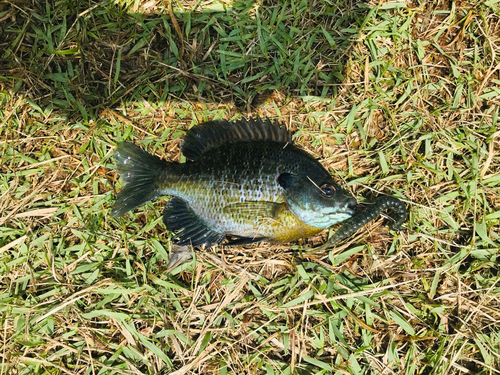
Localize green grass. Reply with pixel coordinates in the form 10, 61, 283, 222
1, 0, 500, 374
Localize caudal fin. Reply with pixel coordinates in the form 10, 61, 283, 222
111, 142, 168, 217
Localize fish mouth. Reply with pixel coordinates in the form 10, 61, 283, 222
320, 197, 357, 218
343, 197, 358, 216
320, 210, 354, 227
346, 208, 356, 216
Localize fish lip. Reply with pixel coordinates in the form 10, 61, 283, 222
324, 207, 355, 217
332, 207, 356, 217
346, 207, 356, 216
345, 197, 357, 216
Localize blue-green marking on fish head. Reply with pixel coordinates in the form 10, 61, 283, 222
278, 172, 357, 229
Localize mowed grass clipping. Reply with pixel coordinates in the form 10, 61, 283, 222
1, 0, 500, 374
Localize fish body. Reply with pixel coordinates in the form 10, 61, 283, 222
111, 118, 357, 246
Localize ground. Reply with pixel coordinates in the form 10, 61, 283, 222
1, 0, 500, 374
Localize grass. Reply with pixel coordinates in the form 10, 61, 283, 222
1, 0, 500, 374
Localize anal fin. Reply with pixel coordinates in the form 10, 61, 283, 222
163, 197, 225, 247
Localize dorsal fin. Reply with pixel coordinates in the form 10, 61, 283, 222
181, 117, 292, 160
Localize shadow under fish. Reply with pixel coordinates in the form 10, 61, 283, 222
111, 117, 406, 269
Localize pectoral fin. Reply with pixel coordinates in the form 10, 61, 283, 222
222, 201, 282, 218
222, 201, 283, 244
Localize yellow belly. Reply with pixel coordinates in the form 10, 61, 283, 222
262, 203, 324, 243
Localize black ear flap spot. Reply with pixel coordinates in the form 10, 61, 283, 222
278, 172, 294, 189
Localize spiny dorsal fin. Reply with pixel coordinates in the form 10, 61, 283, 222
181, 117, 292, 160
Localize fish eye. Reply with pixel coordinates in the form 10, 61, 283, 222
320, 183, 336, 197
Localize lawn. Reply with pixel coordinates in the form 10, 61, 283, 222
1, 0, 499, 374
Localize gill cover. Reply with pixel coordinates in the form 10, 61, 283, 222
278, 173, 357, 229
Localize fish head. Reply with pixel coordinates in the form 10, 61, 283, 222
278, 172, 357, 229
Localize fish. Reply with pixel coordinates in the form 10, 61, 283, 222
111, 117, 358, 250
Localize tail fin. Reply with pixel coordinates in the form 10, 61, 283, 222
111, 142, 168, 217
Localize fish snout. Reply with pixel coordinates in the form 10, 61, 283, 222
345, 197, 357, 215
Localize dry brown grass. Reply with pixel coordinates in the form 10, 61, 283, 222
1, 0, 500, 374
